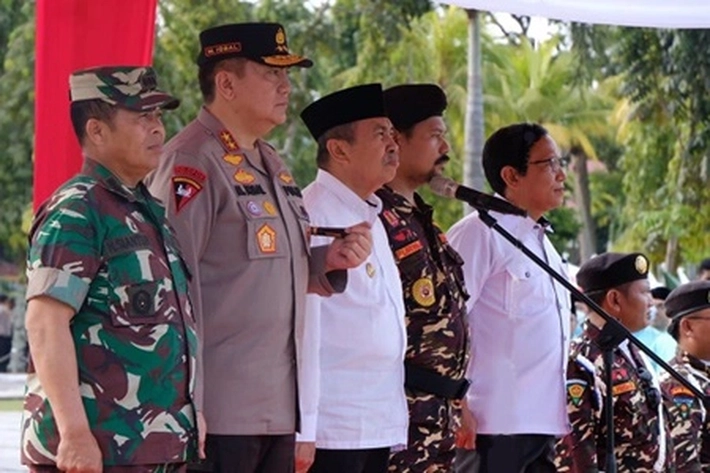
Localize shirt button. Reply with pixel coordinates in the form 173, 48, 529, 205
525, 271, 530, 278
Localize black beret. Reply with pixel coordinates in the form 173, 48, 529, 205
383, 84, 447, 131
651, 286, 671, 301
666, 281, 710, 320
300, 84, 386, 140
197, 23, 312, 68
576, 252, 649, 293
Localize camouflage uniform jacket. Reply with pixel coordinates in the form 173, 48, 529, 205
555, 323, 674, 473
22, 158, 198, 466
660, 352, 710, 472
376, 187, 470, 384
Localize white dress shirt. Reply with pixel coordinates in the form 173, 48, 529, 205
299, 169, 408, 449
447, 209, 571, 435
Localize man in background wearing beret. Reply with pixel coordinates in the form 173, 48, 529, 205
298, 84, 408, 473
555, 252, 673, 472
23, 66, 200, 472
448, 124, 570, 473
379, 83, 471, 472
147, 23, 372, 473
660, 280, 710, 471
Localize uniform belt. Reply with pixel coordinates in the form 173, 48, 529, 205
404, 362, 470, 400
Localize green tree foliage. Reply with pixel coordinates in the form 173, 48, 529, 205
0, 0, 33, 263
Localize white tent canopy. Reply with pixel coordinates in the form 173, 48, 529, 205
439, 0, 710, 28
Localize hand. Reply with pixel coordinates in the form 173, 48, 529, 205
56, 428, 102, 473
295, 441, 316, 473
324, 221, 372, 271
455, 403, 477, 450
197, 410, 207, 459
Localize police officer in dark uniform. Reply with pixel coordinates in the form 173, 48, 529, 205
555, 252, 674, 473
379, 84, 471, 472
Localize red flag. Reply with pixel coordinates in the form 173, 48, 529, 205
33, 0, 157, 208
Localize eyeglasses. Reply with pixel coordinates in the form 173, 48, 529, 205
636, 366, 661, 410
528, 155, 570, 173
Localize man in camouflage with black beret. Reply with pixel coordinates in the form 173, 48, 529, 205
660, 280, 710, 471
21, 66, 202, 472
377, 84, 471, 473
555, 252, 673, 472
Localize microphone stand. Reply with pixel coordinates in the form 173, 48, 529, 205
475, 208, 705, 473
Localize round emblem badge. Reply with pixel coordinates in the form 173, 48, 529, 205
634, 255, 648, 274
131, 290, 152, 316
412, 278, 435, 307
246, 201, 262, 216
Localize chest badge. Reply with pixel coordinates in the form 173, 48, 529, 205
278, 171, 294, 184
366, 262, 376, 278
246, 201, 262, 216
223, 153, 243, 166
257, 224, 277, 254
234, 169, 256, 185
263, 201, 278, 216
412, 277, 435, 307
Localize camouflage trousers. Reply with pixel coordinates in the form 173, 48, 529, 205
29, 463, 187, 472
388, 391, 461, 473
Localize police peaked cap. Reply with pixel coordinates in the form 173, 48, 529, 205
576, 252, 649, 293
384, 83, 447, 132
197, 22, 312, 68
300, 84, 387, 140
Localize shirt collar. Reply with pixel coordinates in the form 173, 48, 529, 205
81, 157, 146, 203
315, 169, 382, 223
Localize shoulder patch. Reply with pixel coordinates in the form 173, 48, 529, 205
566, 379, 588, 407
172, 166, 207, 213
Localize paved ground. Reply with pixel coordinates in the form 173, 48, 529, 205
0, 374, 26, 472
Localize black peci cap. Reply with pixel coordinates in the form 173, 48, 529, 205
300, 84, 386, 140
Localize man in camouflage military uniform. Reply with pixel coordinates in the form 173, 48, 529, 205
555, 252, 673, 472
377, 84, 470, 473
660, 280, 710, 472
22, 66, 201, 472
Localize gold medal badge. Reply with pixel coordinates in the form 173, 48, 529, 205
412, 278, 435, 307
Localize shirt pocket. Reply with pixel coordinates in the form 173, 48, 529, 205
237, 199, 289, 260
105, 253, 171, 327
503, 260, 536, 315
286, 197, 311, 257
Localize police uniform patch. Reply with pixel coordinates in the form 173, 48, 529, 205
263, 201, 278, 216
234, 169, 256, 184
278, 171, 293, 184
383, 210, 399, 227
566, 380, 587, 407
612, 380, 636, 396
219, 130, 239, 151
172, 166, 207, 213
246, 201, 262, 216
412, 278, 435, 307
256, 224, 277, 253
223, 153, 243, 166
395, 241, 423, 261
366, 262, 376, 278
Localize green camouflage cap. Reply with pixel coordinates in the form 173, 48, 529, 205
69, 66, 179, 111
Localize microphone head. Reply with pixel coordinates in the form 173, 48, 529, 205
428, 175, 458, 199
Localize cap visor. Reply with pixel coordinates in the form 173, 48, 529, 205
134, 92, 180, 111
261, 54, 313, 68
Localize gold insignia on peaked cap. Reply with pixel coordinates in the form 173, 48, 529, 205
635, 254, 649, 275
275, 27, 286, 46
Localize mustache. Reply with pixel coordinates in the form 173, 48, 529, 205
435, 154, 450, 166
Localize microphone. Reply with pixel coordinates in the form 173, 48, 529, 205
429, 175, 527, 217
